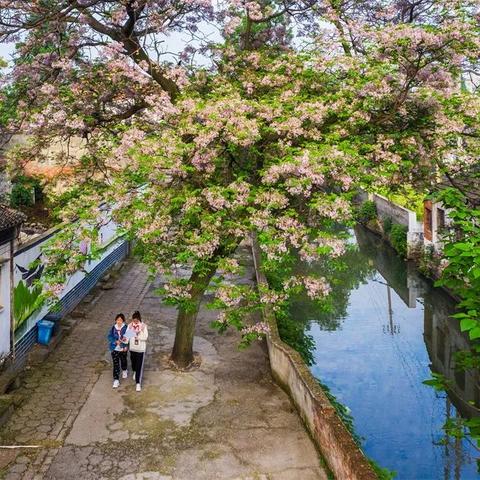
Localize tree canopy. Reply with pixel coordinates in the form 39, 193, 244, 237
0, 0, 479, 367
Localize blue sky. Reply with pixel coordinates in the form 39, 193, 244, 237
0, 27, 218, 67
0, 43, 14, 62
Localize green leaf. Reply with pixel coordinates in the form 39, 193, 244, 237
469, 326, 480, 340
13, 280, 44, 330
460, 318, 477, 332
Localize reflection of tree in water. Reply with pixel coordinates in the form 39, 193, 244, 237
354, 226, 408, 301
290, 238, 376, 331
270, 227, 376, 365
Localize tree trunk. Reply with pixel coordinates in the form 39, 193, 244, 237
170, 264, 217, 368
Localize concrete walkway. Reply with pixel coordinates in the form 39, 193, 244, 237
0, 250, 327, 480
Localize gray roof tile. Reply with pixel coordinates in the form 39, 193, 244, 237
0, 204, 26, 231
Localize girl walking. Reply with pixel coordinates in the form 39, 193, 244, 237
108, 313, 128, 389
128, 310, 148, 392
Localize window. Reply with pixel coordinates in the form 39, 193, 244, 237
437, 208, 446, 232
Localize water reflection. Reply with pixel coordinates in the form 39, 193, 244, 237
292, 226, 480, 479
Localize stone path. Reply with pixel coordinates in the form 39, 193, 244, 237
0, 250, 328, 480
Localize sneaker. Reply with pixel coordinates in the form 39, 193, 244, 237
113, 379, 120, 389
122, 370, 128, 379
136, 383, 141, 392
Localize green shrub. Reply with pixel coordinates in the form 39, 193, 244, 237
10, 182, 34, 207
356, 200, 377, 224
9, 175, 41, 208
389, 224, 408, 257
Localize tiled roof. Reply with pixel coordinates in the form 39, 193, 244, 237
0, 204, 26, 231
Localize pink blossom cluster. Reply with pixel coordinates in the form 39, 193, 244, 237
262, 151, 325, 196
193, 96, 260, 148
165, 66, 190, 90
370, 138, 402, 165
245, 1, 263, 21
163, 282, 192, 300
182, 197, 200, 212
218, 258, 240, 274
241, 322, 270, 338
259, 289, 287, 311
188, 232, 220, 258
202, 181, 250, 211
216, 285, 242, 307
271, 116, 303, 138
114, 128, 146, 166
45, 283, 64, 298
137, 216, 172, 242
314, 196, 352, 221
229, 181, 250, 208
203, 188, 227, 210
192, 148, 217, 174
216, 311, 228, 324
224, 17, 241, 35
143, 92, 178, 124
438, 258, 450, 274
298, 244, 320, 263
303, 277, 331, 299
276, 216, 307, 248
110, 8, 126, 25
259, 240, 288, 261
297, 237, 345, 263
250, 210, 270, 231
295, 101, 327, 125
254, 191, 288, 210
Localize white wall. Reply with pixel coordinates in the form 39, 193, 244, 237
0, 242, 12, 357
13, 208, 123, 341
364, 192, 424, 257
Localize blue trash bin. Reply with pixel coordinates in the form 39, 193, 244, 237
37, 320, 55, 345
43, 313, 61, 336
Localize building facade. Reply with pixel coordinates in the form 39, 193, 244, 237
0, 203, 128, 369
0, 205, 25, 361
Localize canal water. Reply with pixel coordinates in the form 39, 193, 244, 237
293, 226, 480, 479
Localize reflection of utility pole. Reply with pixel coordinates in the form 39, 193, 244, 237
372, 277, 401, 334
382, 283, 400, 335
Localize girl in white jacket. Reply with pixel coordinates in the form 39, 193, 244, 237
128, 310, 148, 392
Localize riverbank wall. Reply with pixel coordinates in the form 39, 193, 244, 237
356, 191, 424, 260
251, 236, 378, 480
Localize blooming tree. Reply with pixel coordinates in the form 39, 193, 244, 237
0, 0, 479, 367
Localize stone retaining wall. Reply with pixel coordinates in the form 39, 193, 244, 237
370, 193, 413, 228
251, 237, 377, 480
357, 191, 424, 259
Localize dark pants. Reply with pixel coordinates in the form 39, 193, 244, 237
111, 350, 127, 380
130, 351, 144, 384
